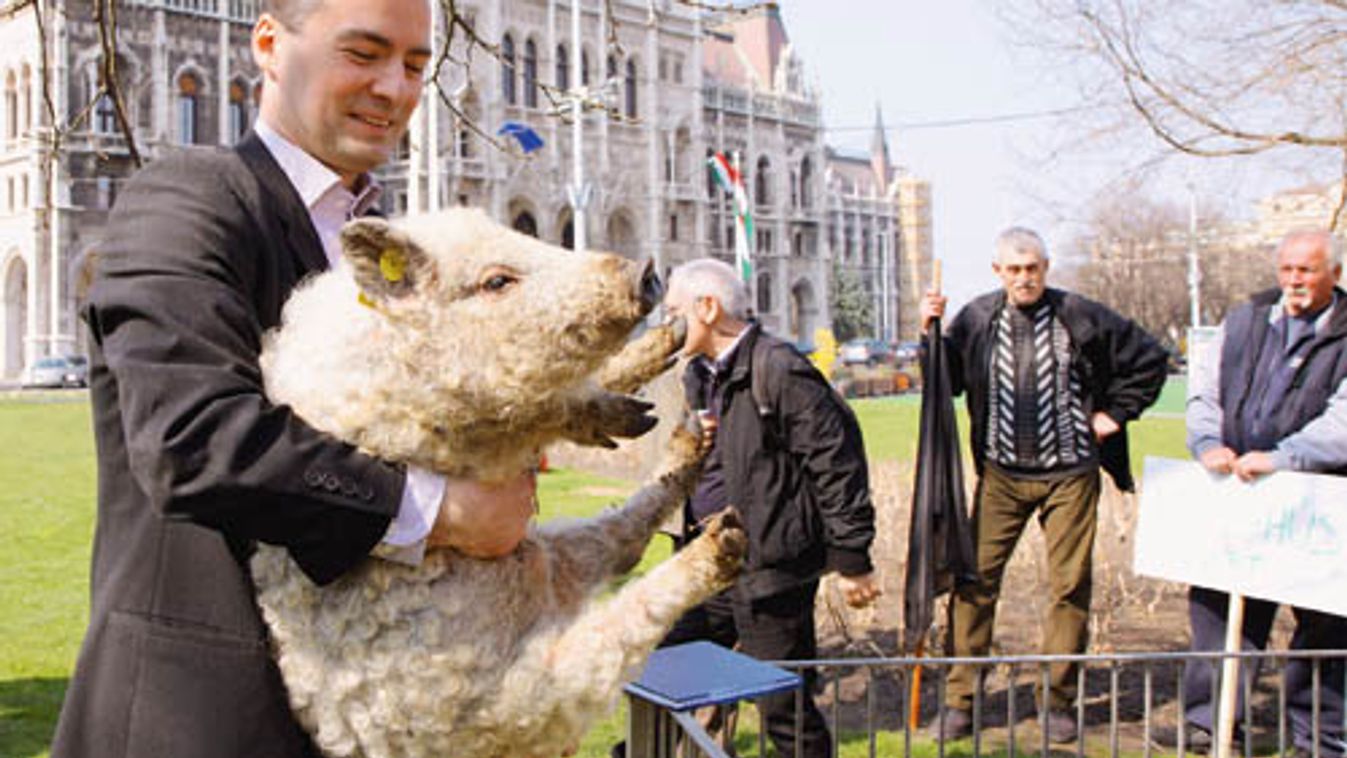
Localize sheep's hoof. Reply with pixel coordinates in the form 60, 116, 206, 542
568, 393, 658, 448
700, 507, 747, 583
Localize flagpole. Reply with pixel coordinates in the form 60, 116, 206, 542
569, 0, 587, 251
907, 259, 941, 732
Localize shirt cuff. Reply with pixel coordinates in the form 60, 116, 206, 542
374, 465, 446, 566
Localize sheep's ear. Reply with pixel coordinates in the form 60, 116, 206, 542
340, 217, 433, 305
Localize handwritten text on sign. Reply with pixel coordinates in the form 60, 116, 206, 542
1134, 456, 1346, 617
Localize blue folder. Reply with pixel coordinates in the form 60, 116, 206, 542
625, 641, 802, 712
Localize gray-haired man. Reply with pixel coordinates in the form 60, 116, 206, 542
1173, 230, 1347, 758
921, 227, 1168, 742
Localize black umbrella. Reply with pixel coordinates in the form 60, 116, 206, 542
902, 309, 979, 724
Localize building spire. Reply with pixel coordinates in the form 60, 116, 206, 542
870, 102, 891, 193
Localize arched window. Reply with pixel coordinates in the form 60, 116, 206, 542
20, 65, 31, 132
3, 72, 16, 139
555, 44, 569, 91
512, 210, 538, 238
94, 93, 117, 134
799, 157, 813, 209
624, 58, 637, 118
561, 219, 574, 250
757, 272, 772, 315
501, 35, 517, 105
581, 49, 590, 86
228, 80, 248, 143
755, 156, 770, 207
176, 71, 200, 144
522, 39, 538, 109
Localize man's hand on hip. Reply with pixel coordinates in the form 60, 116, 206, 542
1090, 411, 1121, 443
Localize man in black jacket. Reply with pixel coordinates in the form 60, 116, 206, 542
51, 1, 537, 756
921, 227, 1167, 743
662, 258, 880, 758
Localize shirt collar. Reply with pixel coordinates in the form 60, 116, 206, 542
254, 118, 381, 214
713, 323, 752, 371
1271, 290, 1339, 334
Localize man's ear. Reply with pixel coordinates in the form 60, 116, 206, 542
340, 217, 433, 306
252, 13, 279, 73
702, 296, 722, 326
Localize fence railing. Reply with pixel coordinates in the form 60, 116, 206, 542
628, 649, 1347, 758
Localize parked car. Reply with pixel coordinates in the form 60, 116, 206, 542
893, 341, 921, 363
23, 355, 89, 388
838, 338, 895, 367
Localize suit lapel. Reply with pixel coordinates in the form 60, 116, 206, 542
235, 132, 329, 276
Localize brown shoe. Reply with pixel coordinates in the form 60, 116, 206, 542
1045, 710, 1078, 744
929, 708, 973, 741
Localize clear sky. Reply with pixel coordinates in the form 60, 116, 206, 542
784, 0, 1058, 308
778, 0, 1324, 310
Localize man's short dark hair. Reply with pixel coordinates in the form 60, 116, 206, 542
261, 0, 322, 29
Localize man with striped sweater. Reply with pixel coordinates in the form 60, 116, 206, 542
920, 227, 1168, 743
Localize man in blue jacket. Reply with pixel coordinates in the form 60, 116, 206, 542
922, 227, 1168, 743
1174, 229, 1347, 758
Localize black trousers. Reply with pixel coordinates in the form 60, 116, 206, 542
663, 581, 832, 758
1183, 586, 1347, 756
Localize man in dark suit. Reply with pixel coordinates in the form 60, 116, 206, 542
51, 1, 537, 756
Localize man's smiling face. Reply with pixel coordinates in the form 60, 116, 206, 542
254, 0, 431, 185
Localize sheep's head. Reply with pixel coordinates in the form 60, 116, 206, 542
339, 207, 661, 419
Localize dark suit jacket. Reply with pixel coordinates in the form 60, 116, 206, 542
51, 135, 406, 758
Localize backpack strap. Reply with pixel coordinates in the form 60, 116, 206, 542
750, 336, 786, 446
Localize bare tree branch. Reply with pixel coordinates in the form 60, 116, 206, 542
94, 0, 141, 166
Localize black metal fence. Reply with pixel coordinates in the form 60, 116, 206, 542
627, 649, 1347, 758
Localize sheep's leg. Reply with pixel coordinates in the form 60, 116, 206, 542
537, 415, 707, 587
531, 509, 747, 714
594, 317, 686, 395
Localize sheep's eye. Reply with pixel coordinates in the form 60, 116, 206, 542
480, 273, 517, 293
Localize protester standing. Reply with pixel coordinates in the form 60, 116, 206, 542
921, 227, 1168, 742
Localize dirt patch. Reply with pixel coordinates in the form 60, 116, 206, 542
812, 460, 1297, 748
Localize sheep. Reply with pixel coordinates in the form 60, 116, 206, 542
250, 208, 746, 758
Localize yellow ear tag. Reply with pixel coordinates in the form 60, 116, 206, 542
379, 248, 406, 283
358, 292, 377, 310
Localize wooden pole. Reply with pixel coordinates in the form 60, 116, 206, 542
908, 639, 925, 730
1215, 594, 1246, 758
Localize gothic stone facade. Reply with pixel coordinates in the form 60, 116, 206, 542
0, 0, 930, 379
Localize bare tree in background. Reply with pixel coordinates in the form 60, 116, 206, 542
1059, 184, 1274, 346
1008, 0, 1347, 231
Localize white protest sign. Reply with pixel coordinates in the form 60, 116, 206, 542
1134, 456, 1347, 617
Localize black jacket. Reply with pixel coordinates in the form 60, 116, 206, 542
51, 135, 403, 758
683, 324, 875, 600
942, 288, 1168, 492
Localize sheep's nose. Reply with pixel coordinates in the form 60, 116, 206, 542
636, 259, 663, 311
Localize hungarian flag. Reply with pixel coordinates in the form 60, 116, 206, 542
707, 151, 754, 283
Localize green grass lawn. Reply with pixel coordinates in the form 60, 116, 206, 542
0, 381, 1189, 758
